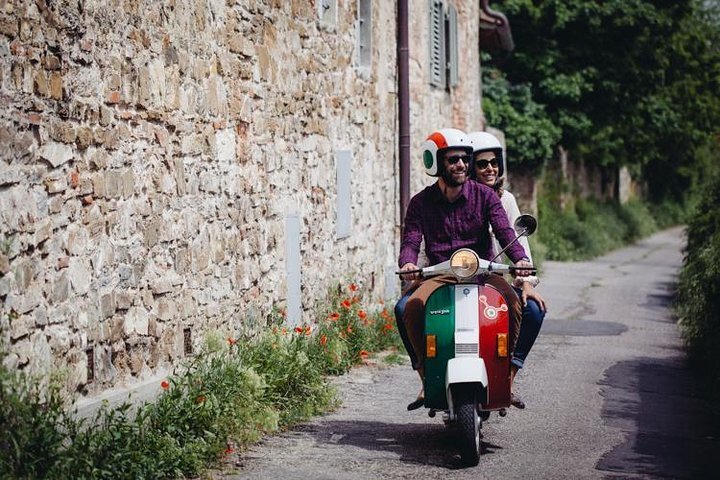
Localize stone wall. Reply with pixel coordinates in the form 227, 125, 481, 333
0, 0, 481, 397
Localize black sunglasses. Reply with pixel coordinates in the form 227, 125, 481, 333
474, 158, 498, 169
445, 154, 472, 165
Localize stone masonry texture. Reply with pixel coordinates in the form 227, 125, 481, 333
0, 0, 482, 398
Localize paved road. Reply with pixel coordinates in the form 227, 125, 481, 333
224, 227, 719, 479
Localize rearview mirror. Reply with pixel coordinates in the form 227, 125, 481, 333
513, 214, 537, 237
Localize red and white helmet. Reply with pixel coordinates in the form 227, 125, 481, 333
421, 128, 473, 177
467, 131, 505, 178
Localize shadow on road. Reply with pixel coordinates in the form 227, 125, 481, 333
302, 418, 506, 470
597, 356, 720, 478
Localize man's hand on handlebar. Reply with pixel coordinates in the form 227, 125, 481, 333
514, 259, 533, 277
399, 262, 420, 281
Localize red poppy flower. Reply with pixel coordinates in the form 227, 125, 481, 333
358, 310, 367, 320
161, 380, 170, 390
349, 283, 359, 292
341, 299, 351, 309
294, 326, 304, 334
224, 447, 234, 455
195, 395, 206, 404
304, 325, 312, 336
227, 337, 237, 345
329, 312, 340, 321
359, 350, 369, 357
347, 325, 352, 334
320, 335, 328, 346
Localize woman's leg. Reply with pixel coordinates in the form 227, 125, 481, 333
511, 296, 546, 370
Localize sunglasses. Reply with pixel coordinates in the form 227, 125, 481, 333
474, 158, 498, 169
445, 154, 472, 165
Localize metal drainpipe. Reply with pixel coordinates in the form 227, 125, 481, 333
398, 0, 410, 226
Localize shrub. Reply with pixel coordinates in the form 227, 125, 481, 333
538, 194, 661, 261
0, 282, 404, 479
677, 169, 720, 397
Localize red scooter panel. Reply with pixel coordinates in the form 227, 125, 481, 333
478, 283, 511, 409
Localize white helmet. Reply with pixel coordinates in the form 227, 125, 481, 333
467, 131, 505, 178
421, 128, 473, 177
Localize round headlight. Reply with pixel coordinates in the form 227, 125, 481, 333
450, 249, 480, 279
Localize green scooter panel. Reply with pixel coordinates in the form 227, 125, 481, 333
424, 285, 455, 410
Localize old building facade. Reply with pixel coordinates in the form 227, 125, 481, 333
0, 0, 484, 397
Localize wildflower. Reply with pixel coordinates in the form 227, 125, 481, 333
304, 325, 312, 336
224, 446, 235, 455
341, 299, 351, 309
349, 283, 359, 292
347, 325, 353, 334
161, 380, 170, 390
195, 395, 206, 404
272, 326, 278, 334
329, 312, 340, 321
358, 310, 367, 319
351, 296, 359, 304
227, 337, 237, 345
359, 350, 369, 357
294, 326, 304, 334
281, 327, 287, 335
320, 334, 328, 346
383, 323, 394, 332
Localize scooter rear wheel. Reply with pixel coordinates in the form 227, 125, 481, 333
457, 391, 481, 466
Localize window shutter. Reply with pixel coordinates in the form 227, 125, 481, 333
356, 0, 372, 73
429, 0, 446, 88
447, 4, 459, 88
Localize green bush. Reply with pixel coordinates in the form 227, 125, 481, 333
677, 169, 720, 397
0, 283, 404, 479
537, 195, 661, 261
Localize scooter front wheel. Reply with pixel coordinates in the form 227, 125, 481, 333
457, 391, 481, 466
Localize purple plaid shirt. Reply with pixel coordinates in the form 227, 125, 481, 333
399, 180, 527, 267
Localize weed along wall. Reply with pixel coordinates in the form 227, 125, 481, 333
0, 0, 482, 399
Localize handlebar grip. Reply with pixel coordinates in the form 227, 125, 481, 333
395, 268, 422, 275
508, 266, 537, 275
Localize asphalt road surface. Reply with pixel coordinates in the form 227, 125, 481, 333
223, 227, 719, 479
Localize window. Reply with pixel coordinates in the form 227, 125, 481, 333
429, 0, 446, 88
356, 0, 372, 75
429, 1, 459, 90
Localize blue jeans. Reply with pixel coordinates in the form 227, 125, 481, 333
511, 286, 545, 370
395, 285, 544, 370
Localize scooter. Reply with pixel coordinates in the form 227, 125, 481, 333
398, 215, 537, 466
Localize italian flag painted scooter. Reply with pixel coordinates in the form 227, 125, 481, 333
408, 214, 537, 466
423, 273, 512, 465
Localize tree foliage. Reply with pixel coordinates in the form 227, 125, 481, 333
484, 0, 720, 201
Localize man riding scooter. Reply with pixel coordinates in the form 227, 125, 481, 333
394, 128, 532, 410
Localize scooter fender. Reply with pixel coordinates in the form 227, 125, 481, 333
445, 357, 488, 412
